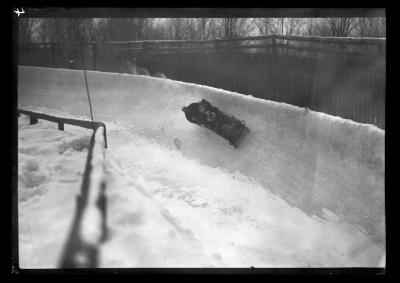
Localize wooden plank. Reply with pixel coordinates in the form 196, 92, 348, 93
30, 116, 38, 125
276, 34, 385, 45
32, 34, 382, 46
18, 109, 107, 148
349, 57, 355, 121
19, 35, 385, 49
275, 43, 384, 58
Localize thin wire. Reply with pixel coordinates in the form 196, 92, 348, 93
81, 49, 94, 123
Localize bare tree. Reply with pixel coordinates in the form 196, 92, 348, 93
196, 18, 211, 40
219, 18, 255, 39
135, 18, 154, 39
284, 18, 306, 36
34, 18, 96, 43
20, 16, 386, 46
278, 18, 285, 35
168, 18, 183, 40
148, 19, 168, 40
305, 18, 317, 36
94, 18, 154, 41
208, 19, 223, 39
254, 18, 276, 35
255, 18, 306, 36
356, 17, 385, 37
310, 18, 359, 37
18, 18, 37, 43
180, 18, 196, 40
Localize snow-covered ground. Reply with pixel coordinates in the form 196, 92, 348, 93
18, 116, 92, 267
17, 66, 385, 268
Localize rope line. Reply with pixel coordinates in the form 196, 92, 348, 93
81, 50, 94, 123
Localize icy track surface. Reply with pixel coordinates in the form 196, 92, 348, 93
18, 66, 385, 268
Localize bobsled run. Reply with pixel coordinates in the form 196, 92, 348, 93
17, 66, 385, 268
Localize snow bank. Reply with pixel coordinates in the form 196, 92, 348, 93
108, 132, 384, 267
17, 118, 220, 267
18, 116, 92, 268
18, 66, 385, 256
99, 155, 222, 267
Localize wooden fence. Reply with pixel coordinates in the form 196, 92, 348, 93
18, 35, 386, 129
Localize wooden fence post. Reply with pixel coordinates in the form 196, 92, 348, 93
142, 41, 148, 54
51, 43, 56, 68
213, 39, 221, 87
272, 34, 277, 56
30, 116, 38, 125
214, 39, 220, 52
92, 43, 98, 70
378, 43, 385, 56
270, 34, 277, 98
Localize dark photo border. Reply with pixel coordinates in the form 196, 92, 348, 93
9, 4, 389, 278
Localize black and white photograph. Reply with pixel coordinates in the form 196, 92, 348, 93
14, 8, 385, 272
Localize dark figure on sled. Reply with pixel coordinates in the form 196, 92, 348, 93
182, 99, 250, 148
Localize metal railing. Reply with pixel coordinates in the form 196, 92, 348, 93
17, 109, 107, 148
18, 109, 108, 268
58, 126, 107, 268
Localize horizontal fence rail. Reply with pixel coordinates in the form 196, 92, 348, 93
18, 34, 386, 129
18, 34, 386, 57
17, 109, 107, 148
19, 34, 386, 46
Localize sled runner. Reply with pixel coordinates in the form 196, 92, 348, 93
182, 99, 250, 148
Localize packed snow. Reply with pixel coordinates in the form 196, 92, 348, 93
17, 66, 385, 268
18, 116, 91, 267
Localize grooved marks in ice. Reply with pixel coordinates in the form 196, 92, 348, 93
100, 157, 218, 267
109, 130, 385, 267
